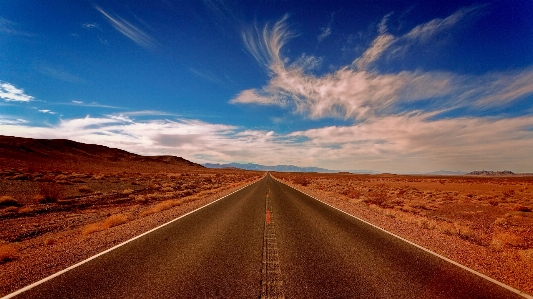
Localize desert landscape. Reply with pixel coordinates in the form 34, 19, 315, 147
0, 136, 262, 296
1, 135, 533, 296
273, 172, 533, 294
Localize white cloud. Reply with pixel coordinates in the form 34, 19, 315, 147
353, 33, 395, 70
38, 66, 86, 84
230, 89, 285, 106
95, 6, 156, 49
82, 23, 100, 30
0, 118, 27, 125
241, 14, 295, 71
232, 8, 533, 121
0, 82, 34, 102
317, 26, 331, 42
38, 109, 56, 114
405, 4, 485, 42
2, 114, 533, 172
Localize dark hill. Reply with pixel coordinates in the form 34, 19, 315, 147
0, 135, 201, 172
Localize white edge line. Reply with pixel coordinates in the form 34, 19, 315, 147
271, 175, 533, 299
1, 177, 264, 299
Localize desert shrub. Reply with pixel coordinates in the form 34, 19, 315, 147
417, 218, 437, 230
102, 214, 128, 229
160, 187, 174, 192
490, 232, 526, 251
0, 244, 18, 263
82, 214, 128, 236
0, 196, 20, 207
518, 249, 533, 262
82, 223, 103, 236
513, 204, 532, 212
43, 237, 56, 246
488, 198, 500, 206
78, 185, 92, 193
502, 190, 515, 198
292, 176, 311, 186
408, 200, 430, 210
364, 189, 389, 207
141, 200, 181, 216
122, 189, 134, 195
493, 218, 507, 226
341, 188, 361, 199
37, 183, 63, 203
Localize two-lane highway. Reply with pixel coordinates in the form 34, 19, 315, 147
4, 174, 529, 298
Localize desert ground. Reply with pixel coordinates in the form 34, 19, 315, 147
1, 136, 532, 296
272, 172, 533, 295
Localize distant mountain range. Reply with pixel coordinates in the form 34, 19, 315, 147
203, 163, 498, 176
203, 163, 336, 173
203, 163, 378, 174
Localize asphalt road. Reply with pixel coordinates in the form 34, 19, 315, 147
6, 174, 529, 299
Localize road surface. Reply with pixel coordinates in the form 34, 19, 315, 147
6, 174, 528, 298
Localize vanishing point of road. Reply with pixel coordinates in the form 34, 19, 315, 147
5, 174, 529, 299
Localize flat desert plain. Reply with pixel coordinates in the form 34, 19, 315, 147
273, 172, 533, 295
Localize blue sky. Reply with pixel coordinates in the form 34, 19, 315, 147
1, 0, 533, 173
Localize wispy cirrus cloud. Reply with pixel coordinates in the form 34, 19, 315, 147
95, 6, 156, 49
231, 5, 533, 121
0, 17, 33, 36
82, 23, 100, 30
37, 66, 86, 84
0, 81, 34, 102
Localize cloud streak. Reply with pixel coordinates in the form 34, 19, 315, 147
0, 81, 34, 102
95, 6, 156, 49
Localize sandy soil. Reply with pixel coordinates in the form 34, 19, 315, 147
272, 172, 533, 296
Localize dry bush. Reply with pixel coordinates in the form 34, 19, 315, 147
417, 218, 437, 230
0, 244, 18, 263
490, 232, 526, 251
102, 214, 128, 229
488, 198, 500, 206
292, 176, 311, 186
518, 249, 533, 262
141, 200, 181, 216
78, 185, 92, 193
43, 237, 57, 246
18, 206, 34, 214
493, 218, 507, 226
37, 183, 63, 203
82, 214, 129, 236
408, 200, 430, 210
341, 188, 362, 199
82, 223, 103, 236
513, 204, 532, 212
92, 174, 105, 180
364, 189, 389, 207
502, 190, 515, 198
0, 196, 20, 207
122, 189, 134, 195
